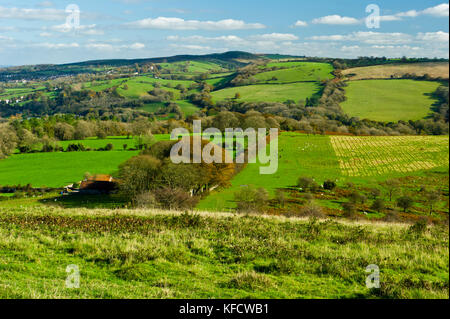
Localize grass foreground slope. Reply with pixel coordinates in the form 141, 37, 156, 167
0, 207, 447, 299
341, 80, 441, 122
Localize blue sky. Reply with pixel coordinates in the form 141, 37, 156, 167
0, 0, 448, 65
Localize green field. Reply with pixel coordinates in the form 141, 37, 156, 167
0, 206, 447, 299
211, 83, 321, 103
199, 133, 340, 211
58, 135, 170, 150
0, 135, 172, 187
198, 133, 449, 212
341, 80, 441, 122
0, 87, 41, 100
158, 60, 225, 75
0, 151, 139, 188
255, 62, 334, 83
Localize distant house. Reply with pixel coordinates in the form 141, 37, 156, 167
80, 174, 116, 194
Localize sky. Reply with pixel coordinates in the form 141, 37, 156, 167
0, 0, 448, 66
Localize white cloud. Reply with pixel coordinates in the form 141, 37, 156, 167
39, 32, 52, 37
85, 43, 114, 51
250, 33, 299, 41
308, 35, 346, 41
340, 45, 360, 52
312, 15, 360, 25
371, 45, 420, 51
422, 3, 449, 17
293, 20, 308, 27
84, 42, 145, 51
170, 44, 213, 50
47, 24, 104, 36
417, 31, 449, 42
379, 15, 402, 22
167, 35, 244, 43
128, 42, 145, 50
36, 42, 80, 49
0, 6, 64, 20
37, 1, 54, 7
396, 10, 420, 18
379, 3, 449, 22
308, 32, 413, 45
0, 35, 13, 41
125, 17, 265, 30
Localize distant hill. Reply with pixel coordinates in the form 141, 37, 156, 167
64, 51, 263, 67
0, 51, 264, 81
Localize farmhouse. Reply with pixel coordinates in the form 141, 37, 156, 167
80, 174, 116, 194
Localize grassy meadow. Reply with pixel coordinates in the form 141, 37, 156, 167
255, 62, 334, 83
0, 206, 447, 299
0, 135, 171, 188
0, 151, 139, 188
198, 133, 339, 211
341, 80, 441, 122
211, 82, 321, 103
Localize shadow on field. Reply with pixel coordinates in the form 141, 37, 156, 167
39, 193, 127, 209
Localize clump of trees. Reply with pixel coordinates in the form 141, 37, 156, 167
0, 123, 17, 159
117, 138, 236, 210
234, 186, 269, 213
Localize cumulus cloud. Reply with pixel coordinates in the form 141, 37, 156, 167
0, 35, 13, 41
128, 42, 145, 50
417, 31, 449, 42
167, 35, 244, 43
308, 35, 346, 41
396, 10, 420, 18
125, 17, 265, 30
37, 1, 54, 7
85, 43, 113, 51
379, 3, 449, 22
379, 15, 402, 22
422, 3, 449, 17
36, 42, 80, 49
293, 20, 308, 27
308, 32, 413, 45
312, 15, 360, 25
47, 23, 104, 35
170, 44, 213, 50
250, 33, 299, 41
340, 45, 360, 52
85, 42, 145, 51
313, 3, 448, 26
0, 6, 65, 20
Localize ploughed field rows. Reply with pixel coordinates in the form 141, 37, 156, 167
331, 136, 449, 177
